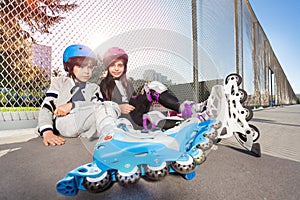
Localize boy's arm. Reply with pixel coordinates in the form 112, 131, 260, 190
42, 130, 65, 146
38, 99, 66, 146
38, 77, 60, 136
54, 102, 72, 117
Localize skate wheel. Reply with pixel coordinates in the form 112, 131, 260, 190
243, 106, 253, 121
204, 130, 218, 140
237, 124, 260, 142
116, 166, 141, 185
83, 171, 113, 193
237, 89, 247, 103
193, 149, 206, 165
196, 137, 213, 151
249, 124, 260, 142
171, 155, 196, 174
145, 162, 169, 181
211, 120, 222, 130
225, 73, 242, 86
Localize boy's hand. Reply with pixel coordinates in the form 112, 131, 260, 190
119, 104, 135, 114
54, 103, 72, 117
43, 130, 65, 146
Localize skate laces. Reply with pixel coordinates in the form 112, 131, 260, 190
197, 100, 207, 113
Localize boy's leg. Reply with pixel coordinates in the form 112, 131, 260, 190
55, 105, 97, 138
59, 101, 121, 139
80, 102, 123, 154
93, 101, 121, 139
55, 113, 80, 137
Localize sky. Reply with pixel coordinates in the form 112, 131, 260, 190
249, 0, 300, 94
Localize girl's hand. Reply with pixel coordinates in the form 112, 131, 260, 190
42, 130, 65, 146
54, 103, 72, 117
119, 104, 135, 114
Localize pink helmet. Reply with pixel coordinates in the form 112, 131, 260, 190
103, 47, 128, 69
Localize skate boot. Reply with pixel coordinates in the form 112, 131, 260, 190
56, 116, 219, 196
179, 98, 222, 142
142, 110, 167, 130
179, 100, 208, 119
142, 110, 186, 131
217, 73, 261, 156
141, 99, 211, 131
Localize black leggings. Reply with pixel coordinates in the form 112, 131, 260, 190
129, 91, 180, 128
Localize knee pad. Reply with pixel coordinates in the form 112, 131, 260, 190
144, 81, 168, 102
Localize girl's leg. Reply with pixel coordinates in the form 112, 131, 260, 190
146, 84, 207, 115
129, 90, 180, 128
144, 81, 180, 111
129, 94, 152, 127
155, 91, 180, 111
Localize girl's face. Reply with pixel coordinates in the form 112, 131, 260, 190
73, 62, 95, 82
108, 59, 125, 79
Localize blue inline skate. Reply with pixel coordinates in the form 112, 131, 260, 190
56, 117, 220, 196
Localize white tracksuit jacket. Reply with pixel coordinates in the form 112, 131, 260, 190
37, 76, 120, 139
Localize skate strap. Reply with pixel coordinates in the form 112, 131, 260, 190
146, 92, 153, 102
146, 91, 160, 102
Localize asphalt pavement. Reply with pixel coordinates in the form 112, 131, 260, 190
0, 104, 299, 200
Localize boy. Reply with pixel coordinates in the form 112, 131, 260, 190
37, 44, 120, 146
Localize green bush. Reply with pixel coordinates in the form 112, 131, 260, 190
0, 107, 40, 112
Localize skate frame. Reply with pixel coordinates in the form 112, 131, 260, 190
208, 75, 255, 151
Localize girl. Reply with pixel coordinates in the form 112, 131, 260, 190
100, 47, 209, 129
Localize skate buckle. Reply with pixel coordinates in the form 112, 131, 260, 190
104, 135, 112, 141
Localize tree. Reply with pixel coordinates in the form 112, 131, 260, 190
0, 0, 78, 107
1, 0, 78, 34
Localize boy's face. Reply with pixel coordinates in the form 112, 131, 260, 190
73, 59, 95, 82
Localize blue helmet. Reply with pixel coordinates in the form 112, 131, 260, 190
63, 44, 97, 63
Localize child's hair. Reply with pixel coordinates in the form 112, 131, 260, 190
102, 47, 131, 100
102, 60, 131, 100
64, 57, 97, 76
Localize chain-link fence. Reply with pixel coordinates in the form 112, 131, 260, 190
0, 0, 297, 128
237, 0, 297, 106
